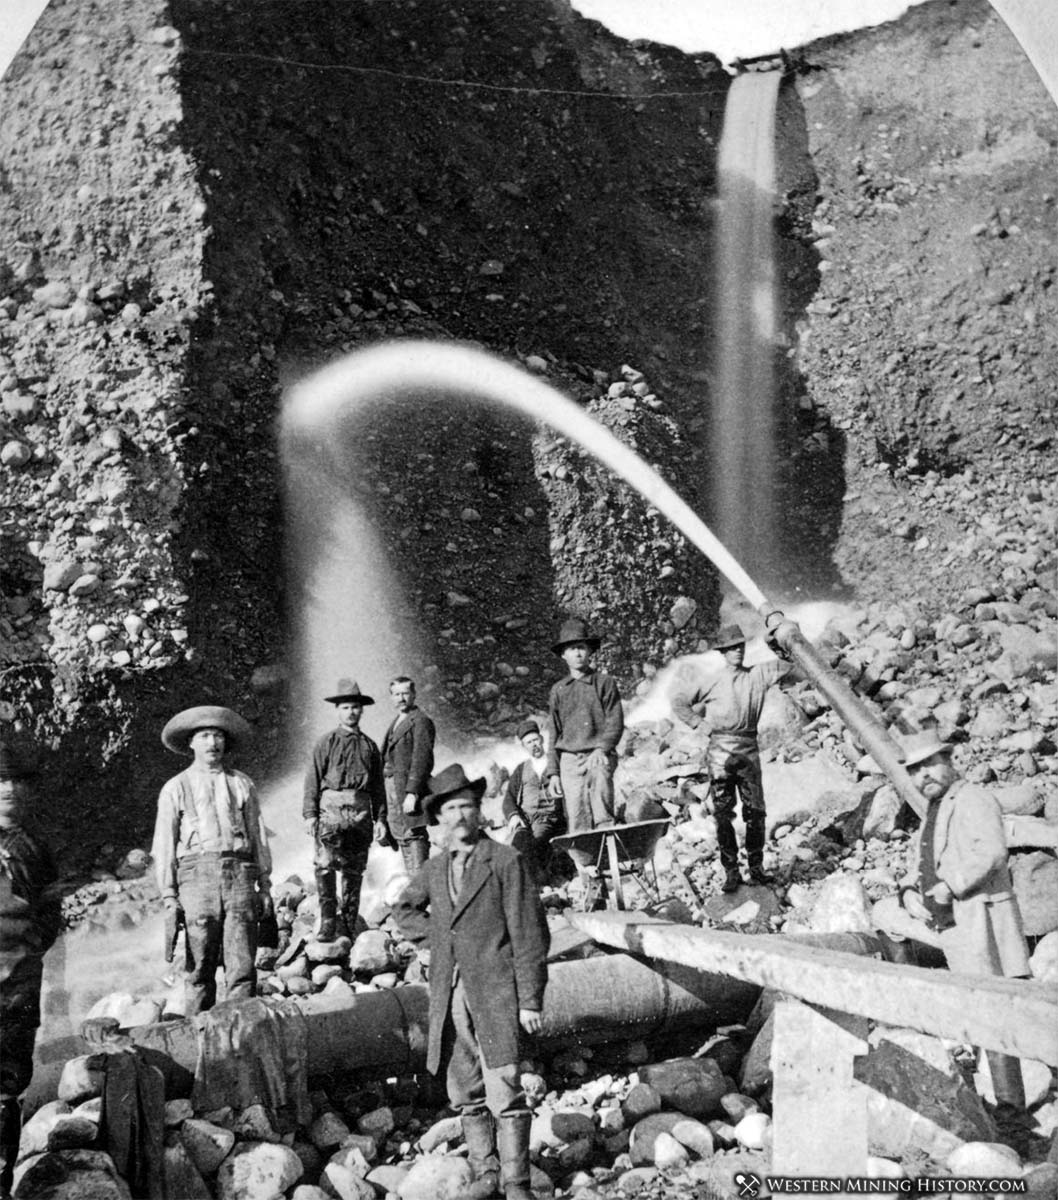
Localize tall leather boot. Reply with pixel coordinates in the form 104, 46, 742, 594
339, 868, 363, 938
497, 1110, 533, 1200
714, 803, 743, 892
745, 812, 771, 885
400, 837, 429, 875
315, 869, 338, 943
461, 1109, 500, 1199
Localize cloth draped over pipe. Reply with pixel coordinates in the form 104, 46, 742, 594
189, 998, 311, 1127
100, 1050, 166, 1200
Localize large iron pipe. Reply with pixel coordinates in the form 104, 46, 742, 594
129, 952, 763, 1095
762, 613, 926, 820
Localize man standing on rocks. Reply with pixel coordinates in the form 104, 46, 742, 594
672, 624, 790, 893
381, 676, 435, 876
152, 705, 273, 1014
394, 764, 548, 1200
545, 618, 624, 907
502, 718, 564, 881
895, 730, 1031, 1112
303, 679, 387, 943
0, 735, 62, 1196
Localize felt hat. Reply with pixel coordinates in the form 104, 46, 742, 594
161, 706, 253, 755
0, 734, 40, 781
899, 729, 951, 769
323, 678, 375, 706
713, 624, 747, 650
516, 718, 542, 740
422, 763, 487, 823
551, 617, 601, 656
859, 728, 950, 775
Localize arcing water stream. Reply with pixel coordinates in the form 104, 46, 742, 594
713, 70, 783, 587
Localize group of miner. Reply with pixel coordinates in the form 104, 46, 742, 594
0, 616, 1034, 1199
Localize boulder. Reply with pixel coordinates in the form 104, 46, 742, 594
652, 1131, 689, 1169
396, 1154, 474, 1200
215, 1142, 303, 1200
857, 1031, 996, 1160
308, 1111, 350, 1152
180, 1118, 236, 1175
56, 1057, 105, 1106
356, 1106, 394, 1141
232, 1104, 280, 1143
349, 931, 392, 974
992, 784, 1044, 816
739, 1009, 775, 1096
807, 874, 873, 934
637, 1058, 726, 1119
734, 1112, 771, 1150
163, 1132, 211, 1199
12, 1149, 132, 1199
628, 1114, 686, 1165
946, 1141, 1023, 1178
417, 1115, 462, 1153
621, 1084, 662, 1123
321, 1160, 375, 1199
1030, 931, 1058, 981
17, 1103, 73, 1160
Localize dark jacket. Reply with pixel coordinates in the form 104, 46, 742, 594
381, 708, 436, 828
502, 760, 561, 825
0, 826, 61, 1021
546, 670, 624, 778
302, 727, 386, 821
393, 837, 549, 1073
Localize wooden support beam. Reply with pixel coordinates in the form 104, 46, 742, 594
770, 1000, 869, 1178
569, 913, 1058, 1064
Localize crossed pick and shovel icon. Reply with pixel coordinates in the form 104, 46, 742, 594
735, 1172, 762, 1198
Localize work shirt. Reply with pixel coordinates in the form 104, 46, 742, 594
672, 659, 789, 737
302, 727, 386, 820
152, 765, 272, 902
546, 670, 624, 777
502, 756, 556, 824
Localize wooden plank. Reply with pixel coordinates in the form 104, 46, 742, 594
770, 1000, 868, 1179
569, 913, 1058, 1064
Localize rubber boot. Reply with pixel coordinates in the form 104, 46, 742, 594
315, 869, 338, 943
745, 813, 771, 884
339, 868, 363, 938
400, 837, 429, 876
462, 1109, 500, 1200
722, 867, 744, 893
497, 1111, 533, 1200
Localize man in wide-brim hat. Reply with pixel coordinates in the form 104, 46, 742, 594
544, 617, 624, 910
0, 733, 61, 1195
303, 679, 386, 942
394, 763, 548, 1200
672, 623, 792, 893
884, 730, 1030, 1112
152, 705, 272, 1014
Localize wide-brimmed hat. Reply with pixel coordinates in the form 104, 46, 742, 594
713, 624, 747, 651
161, 706, 253, 755
422, 764, 487, 823
324, 678, 375, 706
899, 729, 951, 769
552, 617, 601, 656
516, 718, 542, 740
0, 734, 40, 781
859, 728, 951, 775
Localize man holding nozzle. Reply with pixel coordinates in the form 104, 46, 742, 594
672, 624, 791, 892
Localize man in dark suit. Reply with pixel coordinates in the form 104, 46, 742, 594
380, 677, 436, 875
394, 764, 549, 1200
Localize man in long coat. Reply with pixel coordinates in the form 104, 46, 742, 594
380, 677, 435, 876
393, 764, 549, 1200
897, 730, 1031, 1111
152, 705, 273, 1014
0, 735, 61, 1195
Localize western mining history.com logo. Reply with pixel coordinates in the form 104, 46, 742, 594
733, 1173, 1027, 1196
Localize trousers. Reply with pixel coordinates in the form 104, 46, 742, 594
709, 737, 766, 870
177, 854, 258, 1014
440, 977, 526, 1120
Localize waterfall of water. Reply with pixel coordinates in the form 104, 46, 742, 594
713, 70, 783, 586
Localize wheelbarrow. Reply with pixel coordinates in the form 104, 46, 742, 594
551, 818, 670, 911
